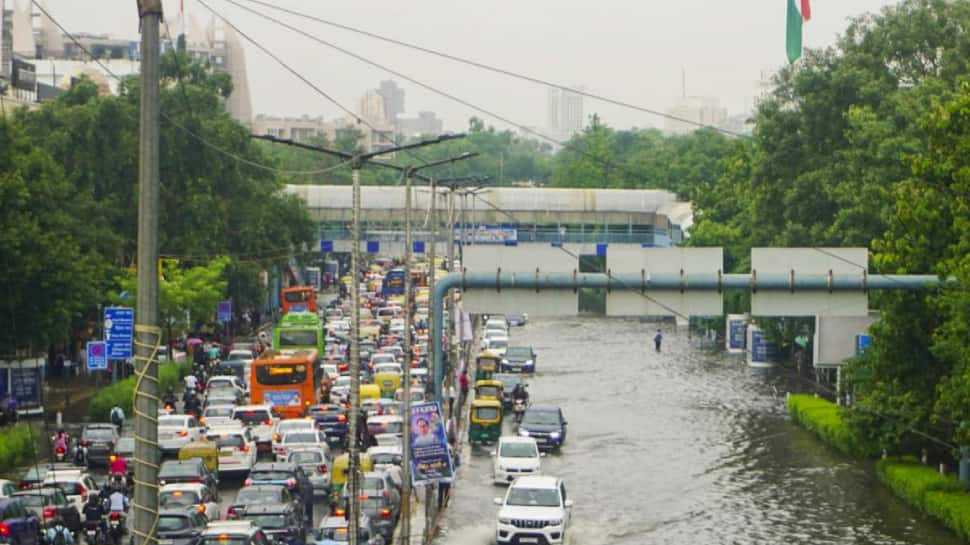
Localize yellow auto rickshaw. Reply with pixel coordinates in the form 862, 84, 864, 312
177, 439, 219, 473
476, 350, 500, 381
474, 379, 503, 402
468, 399, 503, 444
360, 384, 381, 401
374, 371, 401, 399
330, 452, 373, 506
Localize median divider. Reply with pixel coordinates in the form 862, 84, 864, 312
788, 394, 970, 541
88, 360, 191, 421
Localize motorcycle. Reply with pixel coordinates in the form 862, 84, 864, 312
74, 441, 88, 467
106, 512, 125, 545
513, 398, 527, 424
83, 520, 105, 545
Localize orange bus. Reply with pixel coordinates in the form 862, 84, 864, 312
281, 286, 317, 314
250, 349, 321, 419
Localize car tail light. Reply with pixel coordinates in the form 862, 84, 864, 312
337, 414, 347, 422
177, 430, 188, 437
199, 418, 206, 425
80, 440, 88, 447
226, 507, 236, 518
358, 495, 368, 501
317, 464, 327, 474
286, 478, 296, 488
243, 479, 253, 487
17, 483, 28, 490
380, 508, 392, 519
198, 505, 206, 514
238, 444, 249, 453
109, 512, 120, 520
43, 508, 55, 519
383, 491, 389, 499
334, 508, 345, 517
78, 484, 87, 496
263, 419, 272, 426
0, 522, 9, 536
188, 478, 202, 483
273, 433, 281, 442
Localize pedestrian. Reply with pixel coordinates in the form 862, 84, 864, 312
447, 382, 457, 416
654, 329, 663, 352
459, 369, 470, 409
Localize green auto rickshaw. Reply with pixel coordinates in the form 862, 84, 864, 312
468, 399, 503, 444
475, 350, 500, 381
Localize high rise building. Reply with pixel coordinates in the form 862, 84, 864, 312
358, 90, 387, 125
397, 110, 443, 138
377, 80, 404, 123
0, 0, 9, 81
546, 87, 560, 132
663, 96, 728, 135
547, 85, 584, 137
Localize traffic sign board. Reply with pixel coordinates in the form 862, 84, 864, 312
87, 341, 107, 371
217, 301, 232, 322
104, 307, 134, 360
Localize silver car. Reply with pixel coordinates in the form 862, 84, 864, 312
286, 447, 332, 498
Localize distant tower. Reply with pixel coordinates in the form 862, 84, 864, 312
376, 80, 404, 123
546, 86, 560, 132
559, 87, 584, 134
213, 19, 252, 126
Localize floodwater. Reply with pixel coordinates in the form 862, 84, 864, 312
436, 317, 961, 545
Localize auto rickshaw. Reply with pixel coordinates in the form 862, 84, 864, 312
177, 439, 219, 473
474, 379, 503, 402
476, 350, 501, 380
468, 399, 503, 444
360, 384, 381, 401
330, 452, 373, 506
374, 371, 401, 399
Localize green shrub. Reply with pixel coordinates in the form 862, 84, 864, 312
787, 394, 876, 457
876, 457, 964, 509
88, 362, 189, 420
925, 490, 970, 541
0, 425, 39, 473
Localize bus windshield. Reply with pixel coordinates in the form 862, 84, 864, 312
278, 329, 319, 347
255, 364, 308, 386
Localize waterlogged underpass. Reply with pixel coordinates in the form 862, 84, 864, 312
436, 317, 961, 545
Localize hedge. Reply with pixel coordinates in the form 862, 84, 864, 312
877, 457, 970, 540
0, 424, 38, 473
786, 394, 876, 457
88, 361, 191, 421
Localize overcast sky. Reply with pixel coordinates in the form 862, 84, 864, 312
40, 0, 898, 132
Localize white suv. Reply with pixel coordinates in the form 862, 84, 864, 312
206, 424, 257, 476
494, 476, 572, 545
491, 436, 542, 485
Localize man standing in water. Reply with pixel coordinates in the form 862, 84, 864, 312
654, 329, 663, 352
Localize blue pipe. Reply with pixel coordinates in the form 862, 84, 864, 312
430, 271, 949, 402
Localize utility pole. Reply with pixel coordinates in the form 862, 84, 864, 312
133, 3, 162, 545
424, 177, 437, 544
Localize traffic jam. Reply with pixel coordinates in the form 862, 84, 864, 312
16, 255, 570, 545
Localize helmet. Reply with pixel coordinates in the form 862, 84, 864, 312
109, 454, 116, 463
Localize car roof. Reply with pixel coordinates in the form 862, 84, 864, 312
511, 475, 559, 489
252, 462, 298, 472
366, 446, 402, 455
367, 415, 402, 423
201, 520, 258, 536
206, 424, 246, 434
160, 483, 206, 492
239, 503, 292, 515
161, 459, 202, 468
499, 436, 539, 446
233, 405, 272, 412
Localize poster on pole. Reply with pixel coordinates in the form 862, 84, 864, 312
726, 314, 748, 354
409, 402, 454, 485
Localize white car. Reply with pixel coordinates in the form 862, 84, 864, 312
330, 376, 352, 404
286, 447, 332, 498
231, 405, 276, 453
327, 320, 350, 335
159, 482, 221, 521
271, 419, 317, 460
369, 353, 397, 367
278, 430, 329, 462
206, 425, 257, 476
321, 364, 339, 382
494, 476, 572, 545
227, 350, 254, 364
372, 362, 403, 376
365, 415, 403, 446
206, 375, 248, 398
158, 414, 205, 454
41, 470, 99, 514
491, 437, 542, 485
380, 345, 405, 362
483, 336, 510, 357
200, 404, 235, 428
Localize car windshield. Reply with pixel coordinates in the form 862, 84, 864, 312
159, 490, 201, 507
505, 347, 530, 358
316, 527, 351, 542
368, 421, 402, 435
489, 339, 509, 349
251, 471, 292, 482
289, 451, 322, 464
209, 434, 244, 448
84, 429, 115, 440
159, 463, 201, 478
208, 381, 233, 390
241, 514, 287, 529
284, 433, 317, 444
522, 410, 560, 426
371, 452, 401, 465
236, 487, 282, 503
46, 482, 83, 495
17, 495, 46, 507
500, 442, 538, 458
235, 410, 271, 424
506, 487, 560, 507
205, 407, 233, 418
157, 515, 190, 532
361, 476, 385, 491
279, 422, 312, 433
158, 417, 187, 427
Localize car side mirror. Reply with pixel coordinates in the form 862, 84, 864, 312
493, 497, 503, 506
564, 499, 573, 508
562, 421, 567, 426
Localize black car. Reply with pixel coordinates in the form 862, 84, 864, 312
158, 459, 219, 490
246, 463, 314, 516
237, 503, 307, 543
80, 424, 119, 467
306, 404, 349, 447
227, 484, 296, 520
501, 346, 537, 373
157, 508, 208, 545
337, 489, 398, 541
518, 405, 567, 452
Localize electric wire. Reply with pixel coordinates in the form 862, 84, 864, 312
235, 0, 746, 137
30, 1, 347, 177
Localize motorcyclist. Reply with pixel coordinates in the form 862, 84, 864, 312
512, 383, 529, 405
183, 393, 201, 419
82, 492, 107, 534
45, 521, 73, 545
51, 429, 69, 455
162, 387, 178, 411
109, 454, 128, 478
107, 488, 129, 515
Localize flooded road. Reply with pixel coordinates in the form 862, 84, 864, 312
436, 317, 960, 545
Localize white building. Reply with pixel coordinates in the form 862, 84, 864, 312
663, 96, 728, 136
546, 86, 585, 139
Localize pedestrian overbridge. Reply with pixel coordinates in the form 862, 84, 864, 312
285, 185, 693, 248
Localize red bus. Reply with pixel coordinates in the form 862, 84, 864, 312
281, 286, 317, 314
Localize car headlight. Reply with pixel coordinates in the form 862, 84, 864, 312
498, 518, 512, 525
501, 359, 509, 365
518, 429, 530, 437
549, 432, 561, 439
548, 519, 562, 526
525, 360, 533, 366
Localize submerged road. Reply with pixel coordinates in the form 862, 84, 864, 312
435, 317, 961, 545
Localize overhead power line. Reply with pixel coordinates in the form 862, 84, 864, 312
236, 0, 745, 138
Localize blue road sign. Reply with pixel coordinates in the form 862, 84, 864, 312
413, 241, 425, 254
104, 307, 134, 360
367, 241, 380, 254
596, 243, 608, 257
320, 240, 333, 253
87, 341, 108, 371
217, 301, 232, 322
856, 334, 872, 355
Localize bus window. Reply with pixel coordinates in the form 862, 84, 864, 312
278, 330, 319, 348
255, 364, 308, 386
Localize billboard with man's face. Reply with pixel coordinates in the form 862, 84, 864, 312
409, 402, 454, 485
